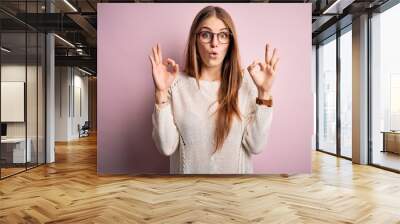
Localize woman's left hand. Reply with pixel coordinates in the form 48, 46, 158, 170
247, 43, 279, 99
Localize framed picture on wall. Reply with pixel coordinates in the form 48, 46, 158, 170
1, 81, 25, 122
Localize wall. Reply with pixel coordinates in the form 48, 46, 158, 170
1, 64, 45, 165
88, 77, 97, 131
98, 3, 313, 174
1, 65, 41, 137
55, 66, 69, 141
55, 67, 89, 141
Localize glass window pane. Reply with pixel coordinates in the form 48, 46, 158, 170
1, 31, 27, 178
340, 28, 352, 158
371, 3, 400, 171
318, 36, 337, 154
0, 1, 46, 179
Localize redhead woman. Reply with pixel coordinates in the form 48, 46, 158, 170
150, 6, 279, 174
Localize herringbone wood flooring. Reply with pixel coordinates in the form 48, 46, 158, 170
1, 133, 400, 223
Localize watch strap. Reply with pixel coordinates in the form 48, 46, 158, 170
256, 96, 273, 107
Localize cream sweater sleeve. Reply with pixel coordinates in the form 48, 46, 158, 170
241, 104, 273, 154
241, 74, 274, 155
151, 90, 180, 157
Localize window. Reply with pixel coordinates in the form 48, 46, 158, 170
0, 1, 47, 179
317, 36, 337, 154
370, 2, 400, 171
340, 27, 352, 158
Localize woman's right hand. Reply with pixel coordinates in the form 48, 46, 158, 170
149, 43, 179, 94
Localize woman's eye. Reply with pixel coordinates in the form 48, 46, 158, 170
220, 33, 228, 39
201, 32, 211, 39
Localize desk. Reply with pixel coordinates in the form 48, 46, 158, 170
1, 138, 32, 163
381, 131, 400, 154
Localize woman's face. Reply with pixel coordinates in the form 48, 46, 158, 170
196, 16, 230, 69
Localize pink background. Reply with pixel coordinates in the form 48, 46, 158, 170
97, 3, 312, 174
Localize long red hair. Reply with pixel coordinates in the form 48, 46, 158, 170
184, 6, 243, 152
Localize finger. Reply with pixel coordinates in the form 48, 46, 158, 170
157, 43, 163, 64
173, 63, 179, 75
149, 56, 157, 86
247, 61, 256, 72
166, 58, 176, 67
152, 46, 159, 64
163, 58, 168, 66
247, 64, 253, 73
252, 59, 259, 68
257, 62, 266, 71
270, 57, 278, 69
149, 55, 156, 68
270, 48, 277, 65
252, 59, 260, 68
265, 43, 270, 64
247, 60, 259, 77
273, 57, 280, 71
253, 59, 262, 71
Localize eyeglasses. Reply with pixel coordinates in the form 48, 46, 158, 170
197, 30, 231, 44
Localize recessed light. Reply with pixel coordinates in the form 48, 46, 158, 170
63, 0, 78, 12
322, 0, 345, 15
1, 47, 11, 53
54, 34, 75, 48
78, 67, 93, 76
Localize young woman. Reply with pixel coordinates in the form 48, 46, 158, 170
149, 6, 279, 174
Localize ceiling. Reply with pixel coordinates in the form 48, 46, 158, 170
0, 0, 393, 75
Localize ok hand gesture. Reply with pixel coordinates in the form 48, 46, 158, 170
247, 43, 279, 99
149, 43, 180, 93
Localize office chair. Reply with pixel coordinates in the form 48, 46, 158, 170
79, 121, 90, 138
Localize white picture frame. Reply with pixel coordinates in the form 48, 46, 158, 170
1, 81, 25, 122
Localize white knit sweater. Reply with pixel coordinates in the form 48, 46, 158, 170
152, 71, 273, 174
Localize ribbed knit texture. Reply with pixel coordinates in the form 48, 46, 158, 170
152, 71, 273, 174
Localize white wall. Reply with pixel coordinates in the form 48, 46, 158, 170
70, 72, 89, 139
1, 64, 46, 164
55, 66, 69, 141
1, 65, 42, 138
55, 66, 89, 141
1, 66, 26, 130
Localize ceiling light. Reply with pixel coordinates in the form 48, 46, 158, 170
322, 0, 343, 14
54, 34, 75, 48
78, 67, 93, 76
1, 47, 11, 53
63, 0, 78, 12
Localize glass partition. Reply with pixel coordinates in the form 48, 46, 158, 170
339, 27, 352, 158
0, 1, 46, 179
370, 3, 400, 171
317, 35, 337, 154
1, 31, 28, 177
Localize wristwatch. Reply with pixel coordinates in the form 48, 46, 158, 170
256, 96, 273, 107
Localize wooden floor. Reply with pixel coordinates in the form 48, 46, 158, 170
373, 150, 400, 171
1, 134, 400, 223
0, 167, 26, 178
